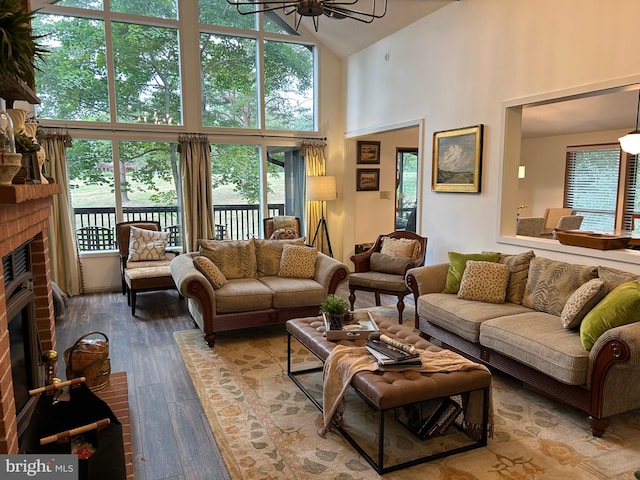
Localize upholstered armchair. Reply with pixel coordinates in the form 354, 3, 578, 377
516, 217, 546, 237
348, 231, 427, 324
116, 221, 178, 315
264, 216, 302, 239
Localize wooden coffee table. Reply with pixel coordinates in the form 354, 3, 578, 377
286, 315, 491, 474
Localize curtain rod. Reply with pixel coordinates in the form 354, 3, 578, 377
41, 123, 326, 141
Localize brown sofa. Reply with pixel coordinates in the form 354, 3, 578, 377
406, 251, 640, 437
170, 238, 349, 346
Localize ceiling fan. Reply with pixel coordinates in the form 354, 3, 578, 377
225, 0, 388, 32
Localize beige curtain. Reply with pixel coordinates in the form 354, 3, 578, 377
179, 134, 215, 252
40, 128, 82, 295
303, 140, 328, 254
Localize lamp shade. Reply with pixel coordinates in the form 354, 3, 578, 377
619, 131, 640, 155
306, 175, 336, 201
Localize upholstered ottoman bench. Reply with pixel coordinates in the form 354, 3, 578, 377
286, 315, 491, 474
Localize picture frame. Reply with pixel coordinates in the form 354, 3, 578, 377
432, 124, 484, 193
357, 141, 381, 164
356, 168, 380, 191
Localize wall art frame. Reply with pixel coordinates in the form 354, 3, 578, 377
432, 124, 484, 193
357, 141, 381, 164
356, 168, 380, 191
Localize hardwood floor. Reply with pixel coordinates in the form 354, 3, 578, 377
54, 283, 413, 480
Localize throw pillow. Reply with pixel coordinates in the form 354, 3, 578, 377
270, 228, 298, 240
580, 280, 640, 351
597, 265, 640, 292
457, 260, 510, 304
499, 250, 535, 304
369, 252, 412, 275
127, 226, 170, 262
442, 251, 501, 294
193, 255, 228, 289
254, 238, 305, 276
380, 237, 419, 259
560, 278, 607, 329
522, 257, 598, 317
198, 238, 257, 279
278, 244, 318, 279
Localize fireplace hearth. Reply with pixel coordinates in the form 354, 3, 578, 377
0, 184, 61, 454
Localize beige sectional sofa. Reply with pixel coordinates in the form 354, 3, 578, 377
170, 238, 349, 346
406, 250, 640, 437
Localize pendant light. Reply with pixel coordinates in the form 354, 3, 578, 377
619, 90, 640, 155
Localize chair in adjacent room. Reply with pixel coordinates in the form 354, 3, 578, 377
264, 216, 302, 239
76, 225, 115, 251
541, 207, 574, 235
348, 231, 427, 324
516, 216, 546, 237
555, 215, 584, 231
116, 221, 178, 315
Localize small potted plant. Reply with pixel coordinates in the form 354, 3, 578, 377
320, 294, 350, 330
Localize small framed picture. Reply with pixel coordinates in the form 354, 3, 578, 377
432, 124, 484, 193
356, 168, 380, 191
357, 141, 381, 164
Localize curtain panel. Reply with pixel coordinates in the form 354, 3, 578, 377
39, 128, 82, 295
303, 140, 328, 254
178, 134, 215, 252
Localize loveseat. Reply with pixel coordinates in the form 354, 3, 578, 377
406, 250, 640, 437
170, 237, 349, 346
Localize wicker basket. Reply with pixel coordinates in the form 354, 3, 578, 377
64, 331, 111, 392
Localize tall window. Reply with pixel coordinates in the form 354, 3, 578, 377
33, 0, 319, 250
565, 145, 639, 232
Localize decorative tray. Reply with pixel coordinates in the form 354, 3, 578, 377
323, 311, 379, 341
555, 230, 630, 250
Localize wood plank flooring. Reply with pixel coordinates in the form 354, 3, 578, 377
54, 284, 413, 480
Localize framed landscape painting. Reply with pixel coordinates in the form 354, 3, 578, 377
432, 124, 484, 192
356, 169, 380, 191
357, 141, 381, 164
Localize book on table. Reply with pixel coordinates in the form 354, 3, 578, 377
365, 340, 421, 366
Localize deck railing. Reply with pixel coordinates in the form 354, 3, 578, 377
74, 204, 286, 251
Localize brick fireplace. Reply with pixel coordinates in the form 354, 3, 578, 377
0, 184, 61, 454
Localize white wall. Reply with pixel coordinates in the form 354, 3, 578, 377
343, 0, 640, 273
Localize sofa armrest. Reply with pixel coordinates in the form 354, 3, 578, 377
405, 262, 449, 299
314, 253, 349, 294
170, 252, 216, 315
588, 321, 640, 420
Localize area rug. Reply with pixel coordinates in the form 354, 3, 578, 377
175, 306, 640, 479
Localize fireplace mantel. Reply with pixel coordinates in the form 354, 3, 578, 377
0, 183, 61, 454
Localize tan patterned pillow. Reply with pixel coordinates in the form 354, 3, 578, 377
278, 244, 318, 279
254, 238, 305, 276
499, 250, 535, 304
597, 266, 640, 292
523, 257, 598, 317
560, 278, 607, 329
457, 260, 510, 304
198, 238, 257, 279
127, 226, 170, 261
380, 237, 418, 259
193, 255, 228, 289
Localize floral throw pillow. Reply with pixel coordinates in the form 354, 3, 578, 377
127, 226, 169, 262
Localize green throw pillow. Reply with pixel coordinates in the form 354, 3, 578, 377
580, 280, 640, 351
442, 251, 501, 294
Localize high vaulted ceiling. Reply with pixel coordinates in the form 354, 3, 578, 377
300, 0, 456, 58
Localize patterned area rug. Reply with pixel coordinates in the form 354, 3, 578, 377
175, 306, 640, 479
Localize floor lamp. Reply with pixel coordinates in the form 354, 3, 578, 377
306, 175, 336, 257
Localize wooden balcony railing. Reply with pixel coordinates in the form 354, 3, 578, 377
74, 204, 285, 251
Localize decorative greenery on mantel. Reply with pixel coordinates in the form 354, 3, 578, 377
0, 0, 47, 106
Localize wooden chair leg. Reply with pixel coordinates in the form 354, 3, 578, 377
374, 291, 381, 306
131, 290, 137, 316
396, 294, 405, 325
348, 288, 356, 310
